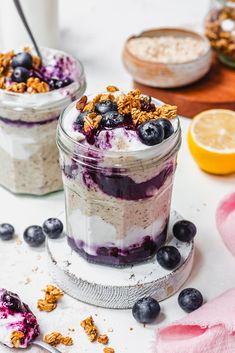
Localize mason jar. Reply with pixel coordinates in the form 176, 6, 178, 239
205, 0, 235, 67
0, 48, 86, 195
57, 95, 181, 267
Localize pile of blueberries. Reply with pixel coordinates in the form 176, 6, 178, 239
10, 52, 72, 89
0, 217, 203, 324
76, 98, 174, 146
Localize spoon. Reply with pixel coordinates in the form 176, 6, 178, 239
13, 0, 42, 60
31, 339, 62, 352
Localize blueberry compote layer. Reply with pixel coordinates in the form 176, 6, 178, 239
0, 288, 39, 348
58, 89, 181, 266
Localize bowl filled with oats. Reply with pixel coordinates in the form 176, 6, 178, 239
123, 28, 212, 88
0, 47, 86, 195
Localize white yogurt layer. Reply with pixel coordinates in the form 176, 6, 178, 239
68, 208, 167, 256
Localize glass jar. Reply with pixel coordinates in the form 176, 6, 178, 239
57, 95, 181, 267
0, 48, 86, 195
205, 0, 235, 67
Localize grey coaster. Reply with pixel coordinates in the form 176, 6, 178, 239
47, 210, 194, 309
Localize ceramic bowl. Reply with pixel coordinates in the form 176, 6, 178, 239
123, 28, 212, 88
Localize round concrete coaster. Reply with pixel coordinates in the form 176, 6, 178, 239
47, 210, 194, 309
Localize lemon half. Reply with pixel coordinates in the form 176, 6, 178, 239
188, 109, 235, 175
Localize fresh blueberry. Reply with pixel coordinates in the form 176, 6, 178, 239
132, 297, 160, 324
48, 77, 73, 90
76, 111, 90, 128
11, 67, 30, 83
0, 223, 15, 240
42, 218, 63, 239
95, 100, 118, 115
173, 220, 197, 242
23, 225, 45, 247
138, 120, 164, 146
156, 246, 181, 270
157, 118, 174, 139
101, 111, 125, 128
11, 52, 33, 69
2, 291, 24, 312
178, 288, 203, 313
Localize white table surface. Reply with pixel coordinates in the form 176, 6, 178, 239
1, 0, 235, 352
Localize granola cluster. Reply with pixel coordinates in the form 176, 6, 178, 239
80, 316, 98, 342
37, 284, 63, 312
0, 48, 49, 94
11, 331, 25, 348
44, 332, 73, 346
76, 87, 177, 135
205, 6, 235, 61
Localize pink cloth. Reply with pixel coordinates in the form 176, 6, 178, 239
156, 289, 235, 353
216, 192, 235, 256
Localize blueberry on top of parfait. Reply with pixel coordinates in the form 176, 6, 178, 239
11, 52, 33, 69
138, 120, 164, 146
101, 111, 125, 128
95, 100, 118, 115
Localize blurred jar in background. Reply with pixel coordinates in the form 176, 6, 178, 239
205, 0, 235, 67
0, 0, 59, 50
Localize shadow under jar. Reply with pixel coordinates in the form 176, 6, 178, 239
57, 95, 181, 267
0, 48, 86, 195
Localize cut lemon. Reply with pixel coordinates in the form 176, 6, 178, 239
188, 109, 235, 175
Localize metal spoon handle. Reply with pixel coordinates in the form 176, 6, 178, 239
31, 340, 62, 353
13, 0, 42, 60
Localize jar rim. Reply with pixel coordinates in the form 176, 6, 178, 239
57, 93, 182, 166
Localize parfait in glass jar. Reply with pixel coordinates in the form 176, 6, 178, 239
57, 88, 181, 267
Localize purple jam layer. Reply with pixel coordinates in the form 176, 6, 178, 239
0, 289, 39, 347
0, 115, 59, 127
67, 223, 168, 267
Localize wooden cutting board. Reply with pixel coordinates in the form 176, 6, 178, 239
134, 57, 235, 118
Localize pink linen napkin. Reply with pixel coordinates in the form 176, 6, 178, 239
155, 289, 235, 353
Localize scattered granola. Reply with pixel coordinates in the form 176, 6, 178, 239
37, 285, 63, 312
103, 347, 115, 353
98, 334, 109, 345
11, 331, 24, 348
106, 85, 119, 92
80, 316, 98, 342
44, 332, 73, 347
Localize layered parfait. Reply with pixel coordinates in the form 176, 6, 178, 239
0, 288, 39, 348
0, 47, 85, 195
57, 88, 181, 267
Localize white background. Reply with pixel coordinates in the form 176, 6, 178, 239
1, 0, 235, 352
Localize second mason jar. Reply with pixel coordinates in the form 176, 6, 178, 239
57, 90, 181, 267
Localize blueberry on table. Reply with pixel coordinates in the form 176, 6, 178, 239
0, 223, 15, 240
23, 225, 45, 247
101, 111, 125, 128
95, 100, 118, 115
12, 67, 30, 83
138, 120, 164, 146
42, 218, 63, 239
132, 297, 160, 324
11, 52, 33, 69
173, 220, 197, 242
157, 118, 174, 139
156, 246, 181, 270
178, 288, 203, 313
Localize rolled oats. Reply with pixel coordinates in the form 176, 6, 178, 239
80, 316, 98, 342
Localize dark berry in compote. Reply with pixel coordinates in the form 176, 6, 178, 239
178, 288, 203, 313
138, 120, 164, 146
11, 52, 33, 69
0, 223, 15, 240
157, 118, 174, 139
141, 96, 156, 112
95, 100, 118, 115
156, 246, 181, 270
42, 218, 63, 239
132, 297, 160, 324
173, 220, 197, 242
101, 111, 125, 128
12, 67, 30, 83
23, 225, 45, 247
76, 111, 90, 128
48, 77, 73, 90
2, 290, 23, 312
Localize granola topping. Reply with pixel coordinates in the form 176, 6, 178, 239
80, 316, 98, 342
44, 332, 73, 346
37, 285, 63, 312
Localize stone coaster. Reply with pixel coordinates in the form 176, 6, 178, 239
47, 210, 194, 309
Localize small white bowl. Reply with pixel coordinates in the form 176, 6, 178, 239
123, 28, 212, 88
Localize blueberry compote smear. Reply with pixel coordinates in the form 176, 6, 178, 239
0, 288, 39, 348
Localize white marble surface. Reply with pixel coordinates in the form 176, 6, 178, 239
1, 0, 235, 352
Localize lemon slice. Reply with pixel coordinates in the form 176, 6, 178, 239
188, 109, 235, 175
